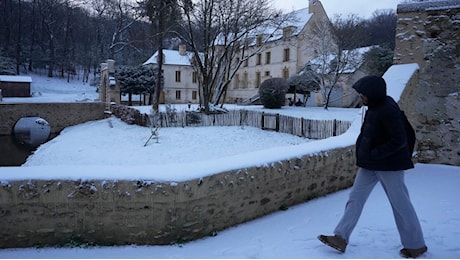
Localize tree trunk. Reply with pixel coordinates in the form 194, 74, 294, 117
28, 0, 37, 71
47, 37, 54, 77
153, 8, 164, 113
15, 0, 22, 75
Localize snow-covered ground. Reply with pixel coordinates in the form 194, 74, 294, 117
0, 72, 459, 258
1, 71, 99, 103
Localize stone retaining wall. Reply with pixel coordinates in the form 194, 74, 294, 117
395, 2, 460, 165
0, 146, 357, 248
0, 102, 106, 135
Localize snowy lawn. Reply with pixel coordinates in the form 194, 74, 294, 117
22, 117, 313, 166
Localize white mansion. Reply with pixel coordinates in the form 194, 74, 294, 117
143, 0, 366, 107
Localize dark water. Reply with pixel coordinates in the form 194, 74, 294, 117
0, 134, 57, 166
0, 135, 36, 166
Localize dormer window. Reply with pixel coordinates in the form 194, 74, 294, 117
256, 35, 263, 46
283, 26, 295, 40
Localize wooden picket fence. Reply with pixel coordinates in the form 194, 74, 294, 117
149, 109, 351, 140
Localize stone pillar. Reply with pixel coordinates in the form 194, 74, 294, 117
107, 59, 120, 106
99, 62, 108, 104
100, 60, 120, 110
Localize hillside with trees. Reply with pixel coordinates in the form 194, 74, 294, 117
1, 0, 397, 93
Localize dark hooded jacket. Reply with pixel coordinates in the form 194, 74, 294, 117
353, 75, 414, 171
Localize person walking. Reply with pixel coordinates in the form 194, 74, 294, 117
317, 75, 427, 258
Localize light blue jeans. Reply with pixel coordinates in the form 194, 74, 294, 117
334, 168, 426, 249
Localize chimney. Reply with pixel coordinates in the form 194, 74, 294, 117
309, 0, 318, 14
179, 44, 187, 56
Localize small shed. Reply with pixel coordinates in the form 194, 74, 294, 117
0, 75, 32, 97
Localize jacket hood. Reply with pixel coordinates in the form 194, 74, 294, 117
352, 75, 387, 106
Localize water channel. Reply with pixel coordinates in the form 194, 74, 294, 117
0, 135, 36, 166
1, 116, 55, 166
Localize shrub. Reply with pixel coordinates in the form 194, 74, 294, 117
258, 78, 289, 109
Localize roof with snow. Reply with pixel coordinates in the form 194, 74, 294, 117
143, 50, 194, 66
266, 8, 313, 40
397, 0, 460, 13
245, 7, 313, 46
0, 75, 32, 83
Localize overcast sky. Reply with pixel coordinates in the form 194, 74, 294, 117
273, 0, 404, 18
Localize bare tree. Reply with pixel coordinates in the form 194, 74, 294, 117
106, 0, 143, 59
308, 14, 367, 109
365, 9, 397, 49
37, 0, 61, 77
177, 0, 285, 114
145, 0, 181, 112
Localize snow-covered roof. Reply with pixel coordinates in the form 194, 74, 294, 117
282, 8, 313, 37
0, 75, 32, 83
397, 0, 460, 13
143, 50, 194, 66
246, 8, 313, 46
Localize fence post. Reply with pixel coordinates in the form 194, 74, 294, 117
333, 119, 337, 136
301, 117, 304, 137
261, 112, 265, 130
276, 113, 280, 132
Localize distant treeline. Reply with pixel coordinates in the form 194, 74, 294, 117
1, 0, 160, 78
0, 0, 396, 79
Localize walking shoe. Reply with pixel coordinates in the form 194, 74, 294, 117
317, 234, 347, 253
399, 246, 428, 258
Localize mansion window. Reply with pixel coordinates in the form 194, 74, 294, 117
192, 71, 198, 83
175, 90, 181, 100
243, 72, 248, 88
192, 91, 197, 100
175, 71, 181, 82
257, 53, 262, 65
283, 48, 290, 62
255, 72, 261, 88
265, 71, 270, 77
282, 68, 289, 79
265, 52, 271, 64
234, 74, 240, 89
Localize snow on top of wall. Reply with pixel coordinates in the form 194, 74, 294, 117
0, 75, 32, 83
383, 63, 419, 102
397, 0, 460, 13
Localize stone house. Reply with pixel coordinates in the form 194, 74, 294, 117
141, 0, 369, 107
143, 46, 200, 104
226, 0, 333, 104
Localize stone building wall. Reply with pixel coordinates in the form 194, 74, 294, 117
394, 1, 460, 165
0, 102, 106, 135
0, 146, 357, 248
